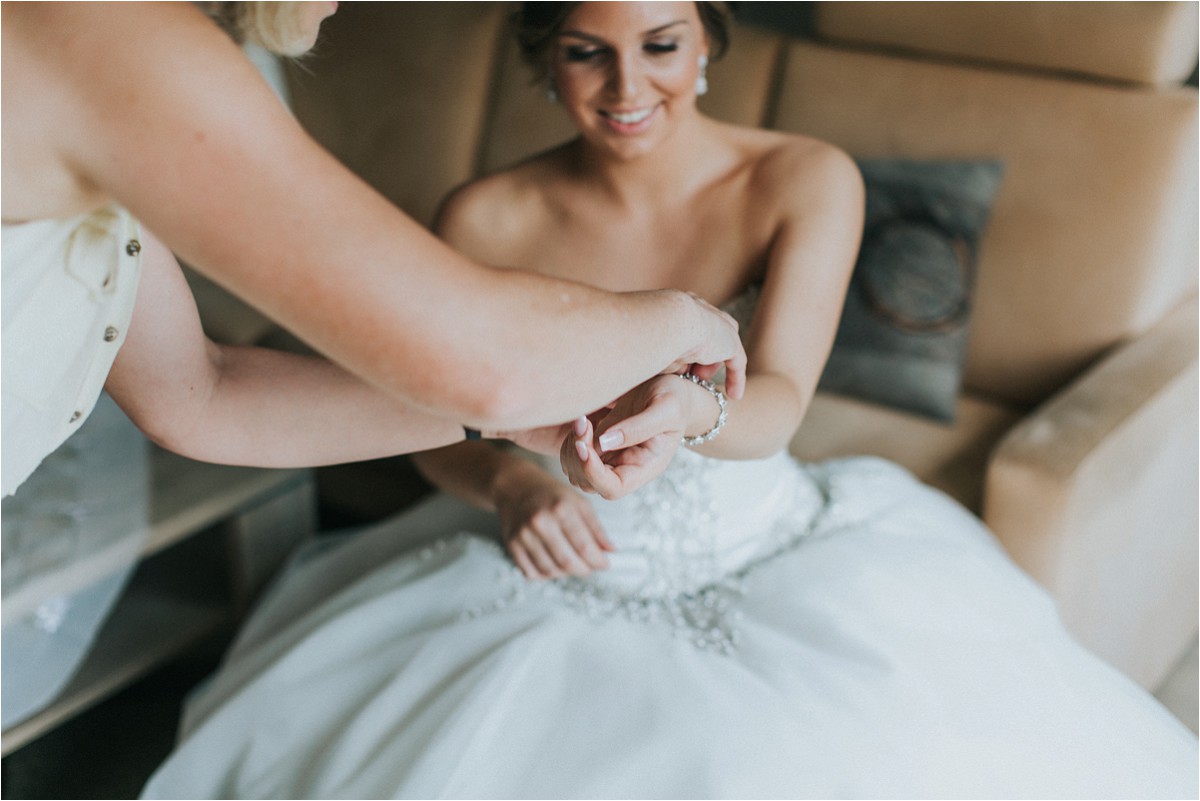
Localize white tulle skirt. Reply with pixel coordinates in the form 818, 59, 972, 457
142, 455, 1198, 799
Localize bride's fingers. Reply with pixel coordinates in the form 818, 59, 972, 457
534, 520, 590, 576
562, 514, 609, 569
580, 507, 615, 554
508, 541, 539, 580
519, 530, 561, 579
596, 396, 676, 453
575, 439, 623, 499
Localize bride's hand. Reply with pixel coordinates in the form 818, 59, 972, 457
560, 378, 687, 501
493, 461, 613, 581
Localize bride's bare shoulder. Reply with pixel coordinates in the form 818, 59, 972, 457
432, 144, 575, 261
729, 126, 861, 203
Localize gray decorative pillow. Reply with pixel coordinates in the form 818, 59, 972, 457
816, 159, 1005, 422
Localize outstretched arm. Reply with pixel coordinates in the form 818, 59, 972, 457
105, 231, 472, 465
15, 2, 742, 434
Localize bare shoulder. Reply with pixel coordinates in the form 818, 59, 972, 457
740, 128, 863, 215
432, 147, 571, 265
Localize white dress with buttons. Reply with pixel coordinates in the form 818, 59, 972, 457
2, 205, 142, 498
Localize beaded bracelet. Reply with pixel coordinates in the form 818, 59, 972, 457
679, 372, 728, 446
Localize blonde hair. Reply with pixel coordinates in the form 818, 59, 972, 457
199, 2, 314, 58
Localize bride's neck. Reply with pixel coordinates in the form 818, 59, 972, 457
578, 115, 720, 212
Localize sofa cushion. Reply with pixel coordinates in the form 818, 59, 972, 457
774, 40, 1199, 408
285, 3, 508, 226
819, 158, 1004, 421
791, 390, 1021, 513
812, 1, 1199, 88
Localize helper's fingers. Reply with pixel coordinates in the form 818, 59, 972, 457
722, 352, 746, 400
574, 436, 623, 497
562, 417, 621, 498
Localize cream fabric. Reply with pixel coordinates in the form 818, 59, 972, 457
2, 206, 142, 497
774, 41, 1199, 407
985, 298, 1199, 689
813, 1, 1200, 87
791, 391, 1021, 513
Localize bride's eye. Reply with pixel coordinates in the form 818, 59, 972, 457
644, 40, 679, 55
565, 45, 605, 62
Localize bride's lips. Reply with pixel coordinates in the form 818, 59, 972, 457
598, 104, 661, 135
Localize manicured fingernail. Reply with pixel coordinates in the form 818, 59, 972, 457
575, 440, 589, 462
599, 430, 624, 451
573, 416, 588, 436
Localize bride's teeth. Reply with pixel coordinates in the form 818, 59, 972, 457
609, 108, 653, 124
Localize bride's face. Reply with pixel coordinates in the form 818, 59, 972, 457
550, 2, 708, 161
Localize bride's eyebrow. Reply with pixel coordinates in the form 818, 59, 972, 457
558, 20, 688, 44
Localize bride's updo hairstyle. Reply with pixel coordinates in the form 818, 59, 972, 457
197, 2, 316, 58
514, 1, 732, 81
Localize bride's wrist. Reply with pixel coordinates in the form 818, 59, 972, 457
488, 458, 544, 509
678, 374, 728, 444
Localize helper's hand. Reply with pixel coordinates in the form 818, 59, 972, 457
665, 292, 746, 400
493, 461, 614, 581
560, 377, 688, 501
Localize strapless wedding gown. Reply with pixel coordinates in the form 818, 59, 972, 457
143, 443, 1197, 799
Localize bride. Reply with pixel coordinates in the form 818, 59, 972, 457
143, 3, 1198, 798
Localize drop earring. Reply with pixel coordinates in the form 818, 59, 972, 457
546, 81, 559, 103
695, 55, 709, 97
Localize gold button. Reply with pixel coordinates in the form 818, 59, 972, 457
103, 326, 119, 342
125, 239, 141, 256
69, 411, 82, 423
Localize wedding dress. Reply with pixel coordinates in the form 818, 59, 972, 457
143, 296, 1197, 800
142, 449, 1197, 798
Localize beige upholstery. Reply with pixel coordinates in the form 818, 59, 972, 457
985, 299, 1199, 688
287, 3, 509, 227
790, 393, 1021, 514
183, 2, 1200, 690
813, 2, 1200, 87
774, 41, 1199, 407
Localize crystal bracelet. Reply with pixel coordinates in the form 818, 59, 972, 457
679, 372, 728, 446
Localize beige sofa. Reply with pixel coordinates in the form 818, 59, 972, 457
194, 2, 1198, 690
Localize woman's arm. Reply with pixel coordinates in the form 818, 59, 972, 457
105, 232, 473, 465
12, 2, 743, 432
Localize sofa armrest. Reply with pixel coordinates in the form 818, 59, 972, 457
983, 297, 1198, 688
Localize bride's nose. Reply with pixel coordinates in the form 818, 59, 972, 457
606, 50, 644, 100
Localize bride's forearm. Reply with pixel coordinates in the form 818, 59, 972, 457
412, 442, 543, 514
676, 372, 807, 461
